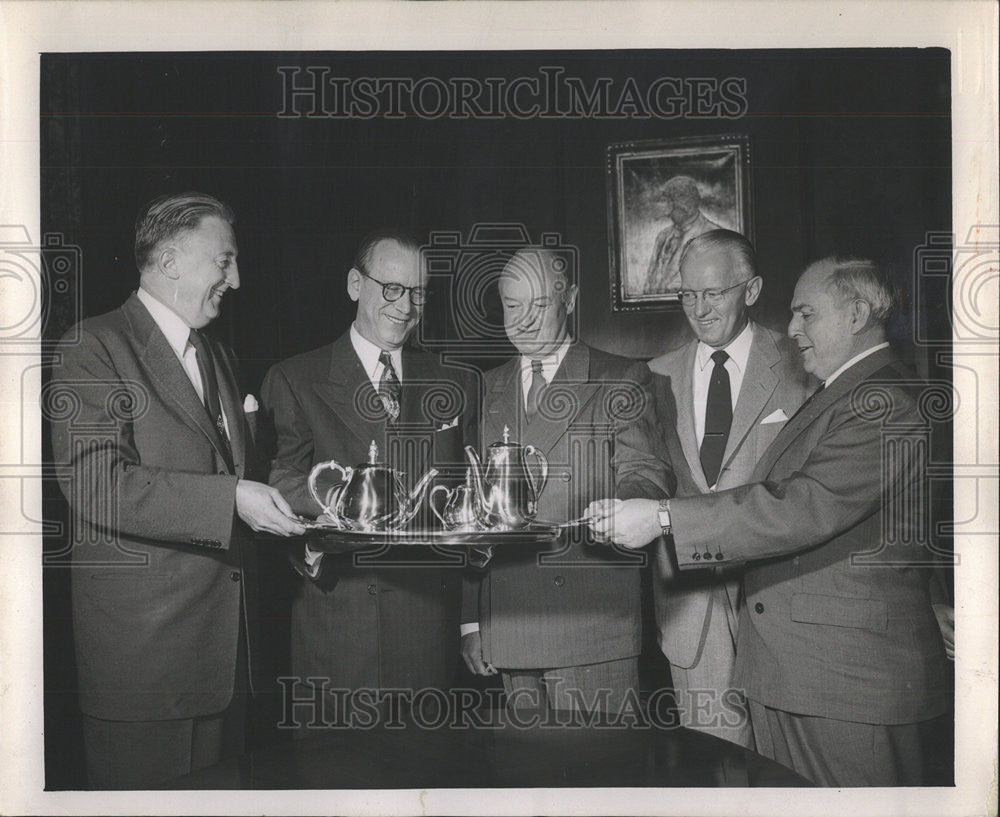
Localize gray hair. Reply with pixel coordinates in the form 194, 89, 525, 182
815, 256, 896, 326
680, 228, 759, 280
135, 192, 235, 271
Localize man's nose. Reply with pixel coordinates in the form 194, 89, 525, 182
693, 296, 712, 317
787, 316, 800, 338
226, 263, 240, 290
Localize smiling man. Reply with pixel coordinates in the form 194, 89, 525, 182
590, 256, 952, 785
643, 229, 810, 747
49, 192, 305, 788
460, 246, 674, 715
261, 230, 477, 723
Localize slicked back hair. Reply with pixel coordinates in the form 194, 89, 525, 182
134, 192, 235, 272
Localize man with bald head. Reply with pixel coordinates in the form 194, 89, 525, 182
461, 246, 674, 714
591, 256, 952, 785
643, 229, 811, 747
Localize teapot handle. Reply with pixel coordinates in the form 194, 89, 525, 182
428, 484, 451, 529
308, 459, 349, 521
523, 445, 548, 498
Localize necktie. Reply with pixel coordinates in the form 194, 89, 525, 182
525, 359, 546, 421
378, 351, 401, 424
700, 350, 732, 487
188, 330, 234, 473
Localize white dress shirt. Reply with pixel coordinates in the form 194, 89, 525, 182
137, 286, 230, 436
350, 323, 404, 391
824, 342, 890, 387
518, 338, 572, 409
692, 321, 754, 449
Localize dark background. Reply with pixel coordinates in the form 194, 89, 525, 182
40, 49, 954, 789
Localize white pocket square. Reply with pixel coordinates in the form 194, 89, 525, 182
438, 416, 459, 431
243, 393, 259, 413
761, 409, 788, 424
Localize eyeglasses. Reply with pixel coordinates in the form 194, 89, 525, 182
359, 269, 428, 306
677, 277, 755, 307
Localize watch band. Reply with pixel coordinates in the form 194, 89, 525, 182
657, 498, 672, 536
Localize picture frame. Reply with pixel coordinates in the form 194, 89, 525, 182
607, 134, 753, 311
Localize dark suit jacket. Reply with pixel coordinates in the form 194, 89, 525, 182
49, 293, 257, 722
463, 342, 675, 669
668, 346, 952, 725
648, 325, 811, 668
260, 331, 476, 691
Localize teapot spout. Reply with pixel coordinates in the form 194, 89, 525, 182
401, 467, 440, 524
464, 445, 488, 507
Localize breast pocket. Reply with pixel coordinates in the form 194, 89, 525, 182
755, 420, 785, 460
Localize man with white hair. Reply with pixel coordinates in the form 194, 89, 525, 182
590, 257, 952, 785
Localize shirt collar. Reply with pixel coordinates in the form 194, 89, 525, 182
350, 323, 402, 380
519, 338, 572, 381
695, 321, 755, 373
824, 342, 890, 387
137, 286, 194, 359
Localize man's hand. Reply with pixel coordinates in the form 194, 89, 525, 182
586, 497, 662, 550
461, 631, 497, 676
932, 602, 955, 661
235, 480, 307, 536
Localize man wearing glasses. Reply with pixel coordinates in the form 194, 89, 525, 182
261, 230, 476, 725
642, 229, 810, 747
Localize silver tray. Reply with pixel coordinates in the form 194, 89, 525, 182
303, 521, 560, 552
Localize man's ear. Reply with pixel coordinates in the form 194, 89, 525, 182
744, 276, 763, 307
849, 298, 873, 334
564, 284, 580, 315
158, 246, 179, 280
346, 267, 362, 303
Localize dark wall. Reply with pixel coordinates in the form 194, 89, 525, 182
42, 49, 951, 385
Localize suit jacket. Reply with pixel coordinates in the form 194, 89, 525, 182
49, 292, 257, 722
648, 325, 811, 668
260, 331, 476, 691
464, 342, 675, 669
668, 346, 952, 724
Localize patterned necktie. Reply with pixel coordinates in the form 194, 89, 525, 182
188, 330, 234, 473
525, 359, 546, 421
378, 351, 401, 424
700, 349, 732, 487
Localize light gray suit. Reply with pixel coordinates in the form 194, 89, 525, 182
648, 324, 811, 746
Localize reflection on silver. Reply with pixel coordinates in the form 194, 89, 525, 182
465, 425, 548, 530
307, 440, 438, 532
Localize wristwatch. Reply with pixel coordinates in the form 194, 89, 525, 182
657, 498, 672, 536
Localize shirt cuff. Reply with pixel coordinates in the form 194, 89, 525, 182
460, 622, 480, 637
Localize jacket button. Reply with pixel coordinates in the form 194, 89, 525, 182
367, 583, 377, 596
553, 576, 565, 587
218, 470, 228, 475
703, 552, 713, 561
230, 571, 241, 582
715, 552, 724, 561
692, 552, 701, 561
754, 602, 764, 614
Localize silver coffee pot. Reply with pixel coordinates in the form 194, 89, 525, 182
465, 425, 548, 529
429, 470, 486, 531
308, 441, 438, 531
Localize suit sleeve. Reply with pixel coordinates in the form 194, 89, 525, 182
50, 329, 239, 549
613, 361, 677, 501
669, 384, 924, 567
259, 364, 325, 518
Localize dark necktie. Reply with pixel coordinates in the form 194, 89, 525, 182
700, 350, 732, 487
525, 359, 545, 421
378, 351, 401, 424
788, 383, 825, 423
188, 330, 234, 473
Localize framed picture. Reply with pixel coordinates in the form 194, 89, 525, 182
607, 134, 753, 311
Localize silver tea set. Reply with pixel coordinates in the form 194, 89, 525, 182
308, 427, 547, 533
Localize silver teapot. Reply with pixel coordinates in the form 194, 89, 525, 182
465, 425, 548, 529
307, 440, 438, 531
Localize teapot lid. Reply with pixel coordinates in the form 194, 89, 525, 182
490, 425, 521, 448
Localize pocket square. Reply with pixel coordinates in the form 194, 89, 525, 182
437, 416, 459, 431
243, 393, 259, 413
761, 408, 788, 424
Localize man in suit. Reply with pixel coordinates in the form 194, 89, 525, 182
461, 247, 675, 713
590, 257, 952, 785
49, 192, 306, 789
646, 229, 811, 747
261, 231, 476, 720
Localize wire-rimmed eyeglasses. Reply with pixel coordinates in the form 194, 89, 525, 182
677, 277, 755, 307
359, 269, 428, 306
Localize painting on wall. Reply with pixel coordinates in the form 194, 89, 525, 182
607, 134, 753, 311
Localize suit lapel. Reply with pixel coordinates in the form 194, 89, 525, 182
212, 340, 246, 477
527, 343, 602, 458
124, 295, 233, 464
721, 325, 780, 471
674, 342, 710, 492
754, 346, 897, 478
312, 332, 387, 452
483, 358, 520, 446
